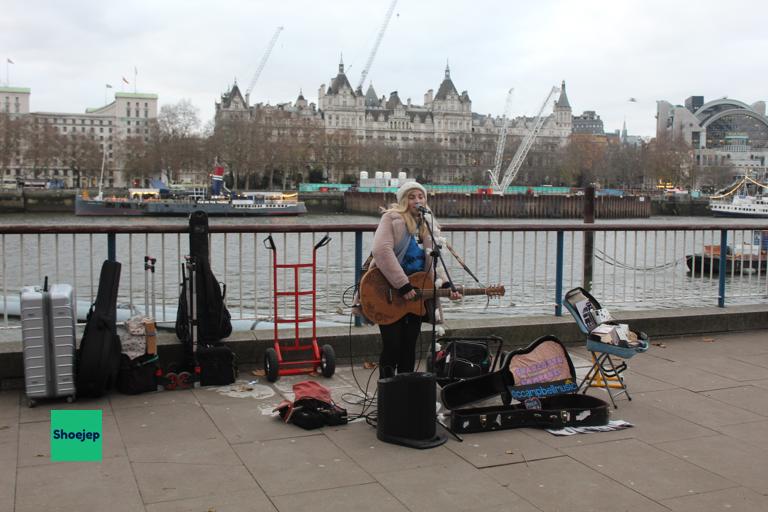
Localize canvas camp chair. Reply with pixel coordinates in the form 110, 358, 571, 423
563, 287, 649, 408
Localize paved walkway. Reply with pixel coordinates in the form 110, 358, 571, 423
1, 330, 768, 511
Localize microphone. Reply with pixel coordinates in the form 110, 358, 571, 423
415, 203, 430, 214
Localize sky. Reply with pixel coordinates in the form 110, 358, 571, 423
2, 0, 767, 136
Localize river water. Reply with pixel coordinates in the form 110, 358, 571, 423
1, 212, 767, 333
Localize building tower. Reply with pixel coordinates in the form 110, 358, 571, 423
554, 80, 572, 129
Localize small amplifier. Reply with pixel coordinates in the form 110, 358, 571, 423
377, 372, 446, 449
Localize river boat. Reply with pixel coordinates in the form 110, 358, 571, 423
75, 190, 307, 217
76, 165, 306, 216
709, 175, 768, 218
686, 240, 768, 275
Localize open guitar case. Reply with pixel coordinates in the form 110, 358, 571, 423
440, 335, 610, 434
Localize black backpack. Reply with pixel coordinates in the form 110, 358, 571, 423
76, 260, 122, 398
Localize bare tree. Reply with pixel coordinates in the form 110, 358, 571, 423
317, 129, 357, 183
644, 135, 691, 189
697, 164, 736, 193
359, 141, 398, 175
157, 99, 203, 182
22, 119, 62, 179
0, 113, 25, 176
212, 114, 261, 190
63, 133, 102, 188
558, 134, 608, 187
120, 129, 163, 184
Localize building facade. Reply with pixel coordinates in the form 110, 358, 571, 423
573, 110, 604, 134
657, 96, 768, 175
0, 87, 158, 188
1, 86, 30, 115
215, 62, 573, 184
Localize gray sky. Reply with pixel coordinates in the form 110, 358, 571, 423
2, 0, 766, 136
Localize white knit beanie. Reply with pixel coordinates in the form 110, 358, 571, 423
396, 181, 427, 203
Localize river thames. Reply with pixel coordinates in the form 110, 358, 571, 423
1, 212, 767, 332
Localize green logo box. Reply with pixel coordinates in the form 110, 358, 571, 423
50, 410, 103, 462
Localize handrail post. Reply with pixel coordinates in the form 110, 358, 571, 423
555, 230, 564, 316
107, 233, 116, 262
582, 185, 595, 291
354, 230, 363, 327
718, 229, 727, 307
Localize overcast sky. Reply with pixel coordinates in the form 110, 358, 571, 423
2, 0, 766, 136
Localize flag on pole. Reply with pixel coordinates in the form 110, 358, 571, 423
122, 77, 129, 84
6, 58, 14, 64
105, 84, 113, 88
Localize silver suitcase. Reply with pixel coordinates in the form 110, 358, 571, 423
20, 283, 77, 407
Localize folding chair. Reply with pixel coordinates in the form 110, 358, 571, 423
563, 287, 649, 408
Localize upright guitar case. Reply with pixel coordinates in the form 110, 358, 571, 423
440, 335, 609, 434
175, 211, 236, 385
76, 260, 122, 398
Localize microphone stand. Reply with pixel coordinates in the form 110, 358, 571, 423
419, 207, 456, 370
420, 206, 463, 443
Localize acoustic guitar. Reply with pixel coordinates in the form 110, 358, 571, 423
359, 267, 505, 325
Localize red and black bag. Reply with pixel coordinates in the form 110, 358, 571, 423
274, 381, 348, 430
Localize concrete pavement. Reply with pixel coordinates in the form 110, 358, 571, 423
1, 330, 768, 511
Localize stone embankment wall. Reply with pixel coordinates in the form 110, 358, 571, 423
0, 189, 708, 217
344, 191, 652, 218
0, 189, 79, 213
650, 197, 710, 216
298, 191, 345, 213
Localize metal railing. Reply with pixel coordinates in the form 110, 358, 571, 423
1, 223, 767, 330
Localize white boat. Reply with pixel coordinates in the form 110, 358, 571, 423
76, 164, 306, 217
709, 176, 768, 218
75, 190, 307, 217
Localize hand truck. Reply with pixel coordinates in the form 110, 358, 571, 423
262, 234, 334, 382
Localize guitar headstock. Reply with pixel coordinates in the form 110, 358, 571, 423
486, 284, 505, 297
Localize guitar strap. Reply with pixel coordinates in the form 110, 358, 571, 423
443, 241, 484, 286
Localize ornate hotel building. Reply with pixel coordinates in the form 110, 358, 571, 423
216, 61, 573, 184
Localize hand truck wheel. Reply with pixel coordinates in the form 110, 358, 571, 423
320, 344, 335, 378
265, 348, 279, 382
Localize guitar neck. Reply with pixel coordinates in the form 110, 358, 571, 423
418, 287, 488, 299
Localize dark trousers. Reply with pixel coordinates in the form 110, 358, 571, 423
378, 313, 423, 378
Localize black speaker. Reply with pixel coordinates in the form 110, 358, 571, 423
377, 372, 446, 449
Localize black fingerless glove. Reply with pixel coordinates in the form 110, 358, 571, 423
398, 283, 414, 296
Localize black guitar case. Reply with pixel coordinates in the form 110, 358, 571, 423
441, 335, 609, 433
76, 260, 122, 398
175, 211, 232, 352
441, 335, 579, 410
450, 394, 609, 433
174, 211, 236, 384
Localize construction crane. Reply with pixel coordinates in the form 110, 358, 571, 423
245, 26, 284, 106
493, 86, 560, 195
487, 88, 514, 191
356, 0, 398, 91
